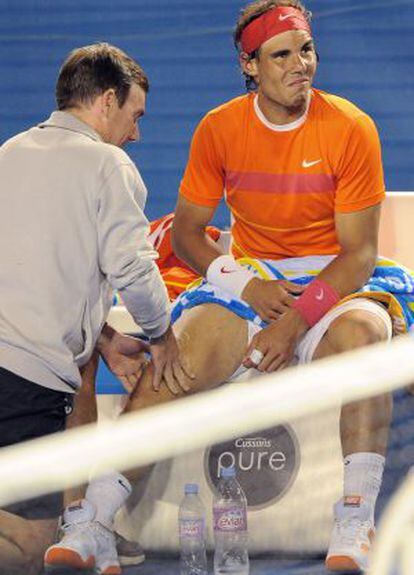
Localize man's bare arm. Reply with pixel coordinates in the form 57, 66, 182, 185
243, 203, 382, 371
171, 195, 223, 275
317, 203, 381, 296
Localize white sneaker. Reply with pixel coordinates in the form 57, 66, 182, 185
325, 497, 375, 573
44, 499, 121, 575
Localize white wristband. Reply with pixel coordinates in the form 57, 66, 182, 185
206, 254, 255, 299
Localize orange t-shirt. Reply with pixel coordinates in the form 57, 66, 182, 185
179, 90, 385, 260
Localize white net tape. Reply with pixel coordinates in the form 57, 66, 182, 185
1, 334, 414, 573
1, 334, 414, 505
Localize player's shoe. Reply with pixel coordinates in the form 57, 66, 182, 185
44, 499, 121, 574
52, 503, 145, 568
325, 496, 375, 573
115, 531, 145, 566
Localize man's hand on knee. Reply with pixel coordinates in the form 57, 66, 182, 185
150, 326, 195, 395
97, 324, 150, 393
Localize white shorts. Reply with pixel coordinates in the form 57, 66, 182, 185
230, 297, 392, 382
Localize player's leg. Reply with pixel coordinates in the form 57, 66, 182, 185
304, 300, 392, 572
119, 303, 249, 487
313, 304, 392, 456
63, 352, 99, 506
45, 353, 144, 572
47, 304, 249, 573
125, 303, 249, 413
63, 304, 248, 510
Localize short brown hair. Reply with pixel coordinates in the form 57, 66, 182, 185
56, 43, 149, 110
233, 0, 312, 90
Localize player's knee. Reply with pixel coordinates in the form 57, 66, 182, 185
177, 373, 209, 396
327, 312, 389, 353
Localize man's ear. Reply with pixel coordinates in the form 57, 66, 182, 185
239, 52, 258, 79
101, 89, 117, 117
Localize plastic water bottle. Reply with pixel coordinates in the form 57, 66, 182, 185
213, 466, 249, 575
178, 483, 208, 575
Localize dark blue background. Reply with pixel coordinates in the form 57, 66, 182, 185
1, 0, 413, 227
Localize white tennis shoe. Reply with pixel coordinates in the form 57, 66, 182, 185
325, 497, 375, 573
44, 499, 121, 574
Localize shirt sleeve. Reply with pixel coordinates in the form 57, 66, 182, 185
179, 114, 225, 207
334, 113, 386, 213
97, 161, 170, 339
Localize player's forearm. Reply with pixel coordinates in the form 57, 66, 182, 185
172, 226, 224, 276
317, 246, 377, 298
291, 246, 377, 330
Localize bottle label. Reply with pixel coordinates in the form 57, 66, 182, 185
179, 518, 205, 540
213, 506, 247, 533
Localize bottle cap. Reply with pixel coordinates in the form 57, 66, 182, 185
220, 466, 236, 478
184, 483, 199, 494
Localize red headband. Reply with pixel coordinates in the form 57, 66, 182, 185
240, 6, 311, 54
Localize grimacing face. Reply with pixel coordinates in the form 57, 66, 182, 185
244, 29, 317, 116
105, 83, 146, 147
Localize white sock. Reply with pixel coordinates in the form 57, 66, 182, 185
343, 452, 385, 520
85, 471, 132, 529
63, 498, 96, 524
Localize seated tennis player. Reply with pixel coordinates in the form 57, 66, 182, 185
163, 2, 396, 571
44, 1, 414, 574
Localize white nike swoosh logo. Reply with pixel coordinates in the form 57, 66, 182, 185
315, 288, 324, 301
302, 159, 322, 168
279, 13, 296, 21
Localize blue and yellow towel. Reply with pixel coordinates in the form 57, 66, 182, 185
171, 255, 414, 335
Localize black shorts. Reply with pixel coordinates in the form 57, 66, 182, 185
0, 367, 74, 520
